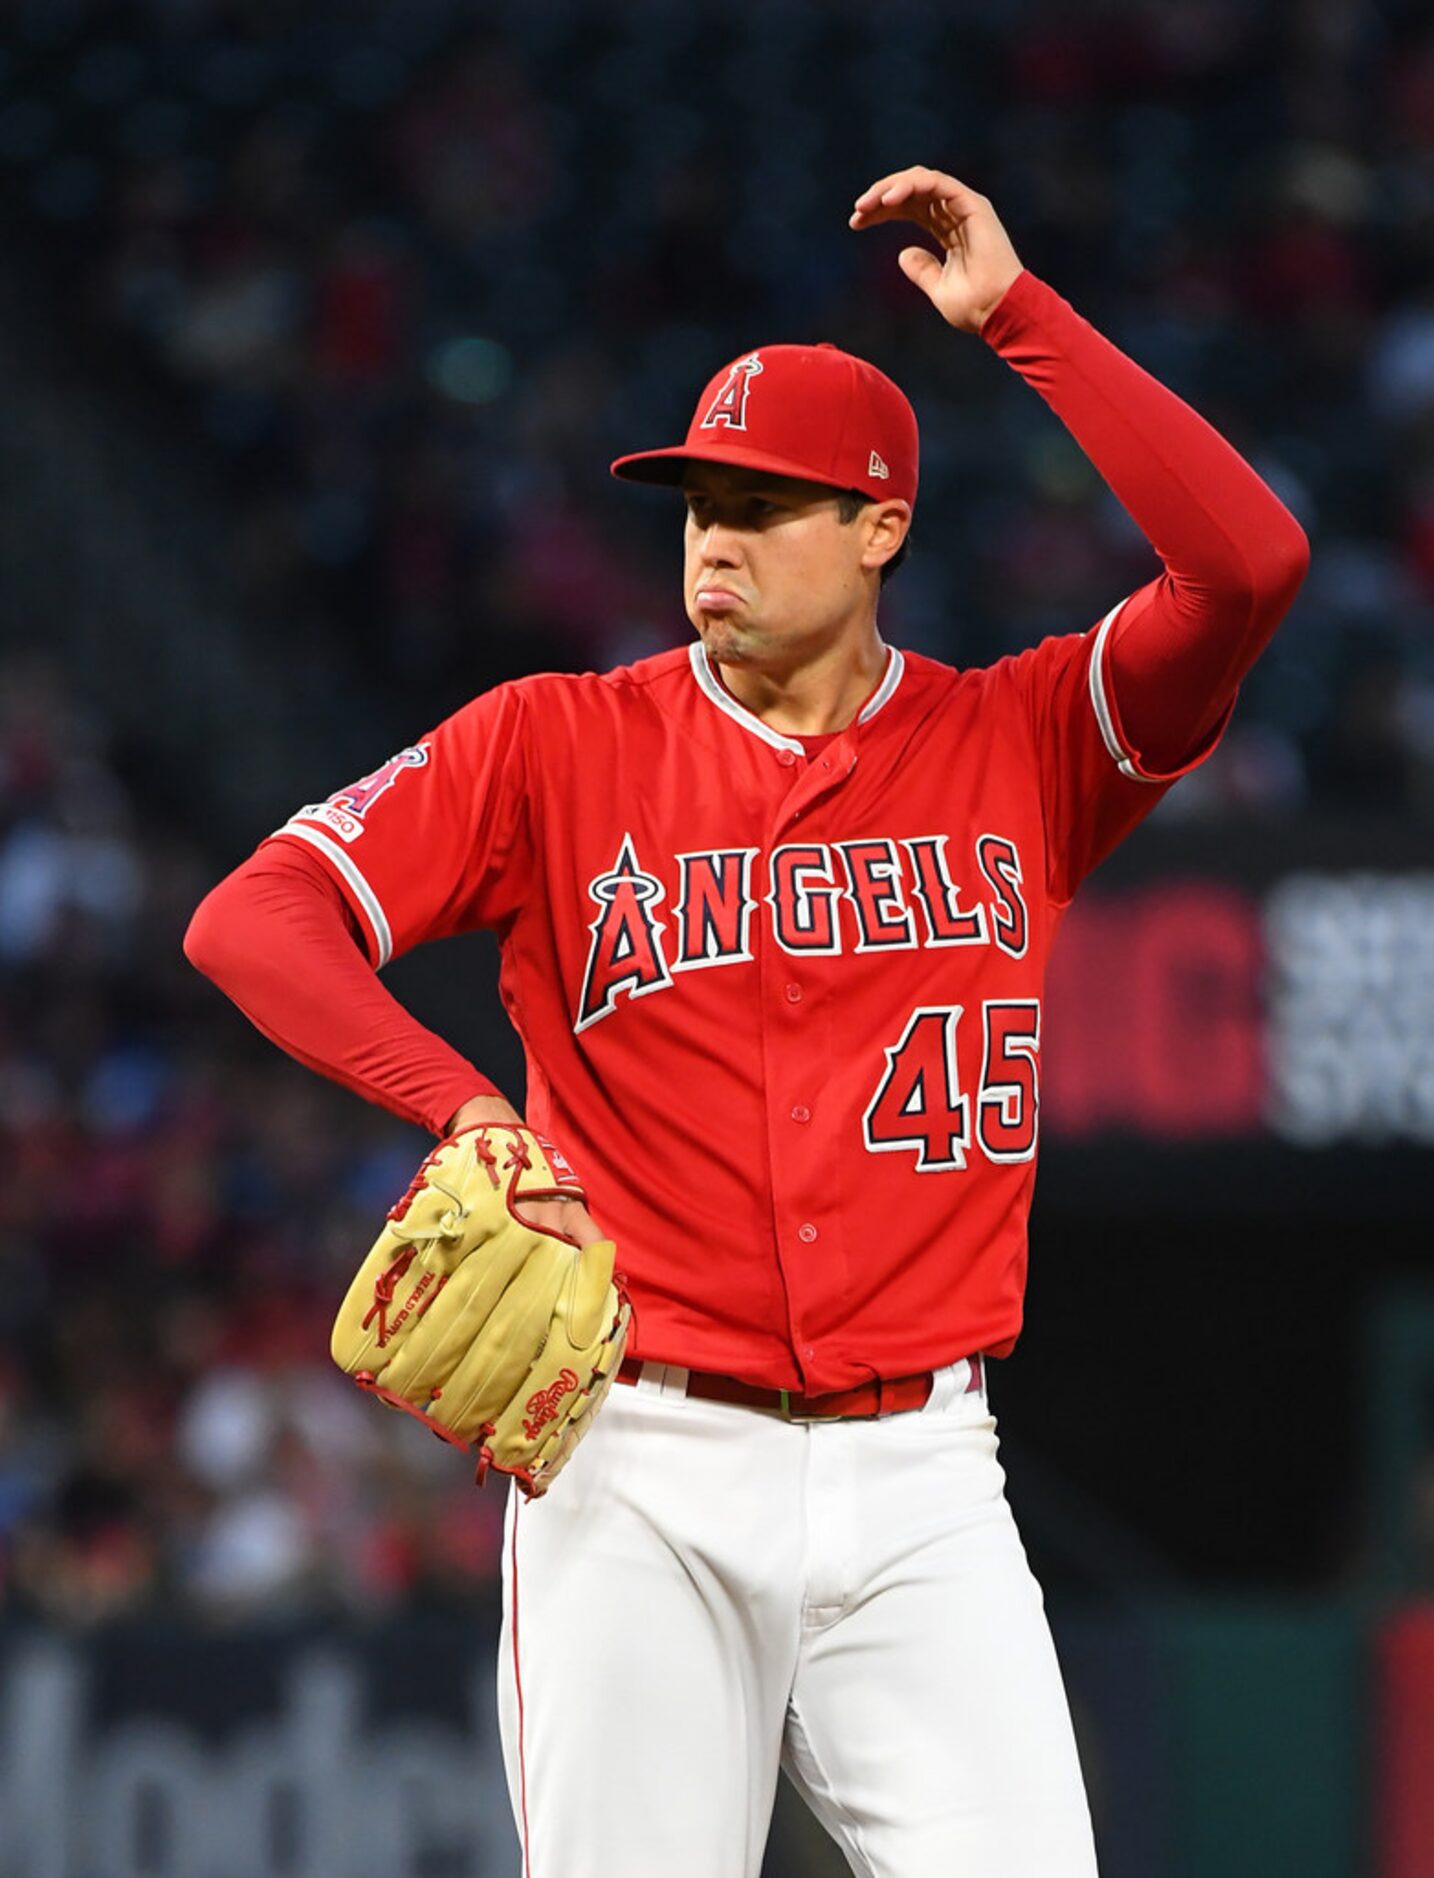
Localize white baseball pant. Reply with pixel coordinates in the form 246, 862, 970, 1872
497, 1357, 1098, 1877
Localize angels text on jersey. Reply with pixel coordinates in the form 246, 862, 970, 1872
577, 828, 1029, 1028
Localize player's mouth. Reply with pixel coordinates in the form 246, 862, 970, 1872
693, 587, 746, 613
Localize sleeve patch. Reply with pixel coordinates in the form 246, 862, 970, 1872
288, 800, 365, 844
329, 744, 431, 819
271, 744, 433, 962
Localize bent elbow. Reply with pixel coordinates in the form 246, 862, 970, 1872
1256, 510, 1312, 615
183, 877, 243, 987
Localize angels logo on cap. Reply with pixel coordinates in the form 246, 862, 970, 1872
611, 341, 919, 510
700, 354, 764, 433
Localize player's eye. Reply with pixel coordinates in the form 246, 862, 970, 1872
685, 494, 778, 526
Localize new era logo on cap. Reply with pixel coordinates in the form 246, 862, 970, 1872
610, 342, 919, 509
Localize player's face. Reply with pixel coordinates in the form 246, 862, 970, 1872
681, 465, 898, 668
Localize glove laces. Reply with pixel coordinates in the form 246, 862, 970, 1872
361, 1246, 418, 1347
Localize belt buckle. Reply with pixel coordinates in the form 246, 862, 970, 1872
777, 1387, 851, 1425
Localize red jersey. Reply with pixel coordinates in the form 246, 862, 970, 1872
270, 616, 1219, 1392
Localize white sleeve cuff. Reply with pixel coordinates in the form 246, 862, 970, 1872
1087, 599, 1162, 784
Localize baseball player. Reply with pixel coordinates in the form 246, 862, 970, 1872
187, 168, 1308, 1875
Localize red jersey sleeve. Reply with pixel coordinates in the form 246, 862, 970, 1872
183, 838, 500, 1133
267, 681, 534, 966
981, 270, 1309, 902
1006, 607, 1226, 907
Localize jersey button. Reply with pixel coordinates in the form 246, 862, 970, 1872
798, 1222, 818, 1243
784, 983, 803, 1003
791, 1104, 811, 1124
778, 748, 797, 767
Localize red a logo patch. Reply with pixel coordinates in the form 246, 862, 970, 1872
331, 745, 429, 819
700, 354, 764, 432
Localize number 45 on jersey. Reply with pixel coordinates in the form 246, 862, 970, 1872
864, 1001, 1040, 1171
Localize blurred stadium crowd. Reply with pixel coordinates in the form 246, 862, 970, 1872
7, 0, 1434, 801
2, 0, 1433, 1621
0, 670, 508, 1623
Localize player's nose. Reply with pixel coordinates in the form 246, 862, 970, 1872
693, 520, 744, 565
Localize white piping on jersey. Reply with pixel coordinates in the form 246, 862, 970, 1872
278, 821, 395, 967
687, 641, 904, 751
858, 646, 905, 723
688, 643, 804, 751
1088, 599, 1157, 784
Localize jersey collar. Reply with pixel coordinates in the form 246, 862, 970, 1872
687, 641, 906, 754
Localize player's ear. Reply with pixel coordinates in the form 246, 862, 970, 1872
861, 500, 912, 573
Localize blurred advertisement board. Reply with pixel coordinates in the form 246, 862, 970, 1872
0, 1628, 517, 1878
1030, 823, 1433, 1213
0, 1605, 1372, 1878
1046, 869, 1434, 1148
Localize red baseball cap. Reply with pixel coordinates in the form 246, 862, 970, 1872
610, 342, 919, 509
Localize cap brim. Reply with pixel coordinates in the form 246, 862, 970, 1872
610, 442, 858, 492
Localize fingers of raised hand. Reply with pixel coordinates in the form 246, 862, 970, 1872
852, 164, 951, 210
850, 166, 982, 233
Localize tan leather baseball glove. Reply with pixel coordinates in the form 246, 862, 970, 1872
331, 1124, 630, 1497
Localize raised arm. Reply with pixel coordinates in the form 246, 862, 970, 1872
852, 166, 1309, 773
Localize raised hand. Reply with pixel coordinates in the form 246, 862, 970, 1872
850, 167, 1023, 334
